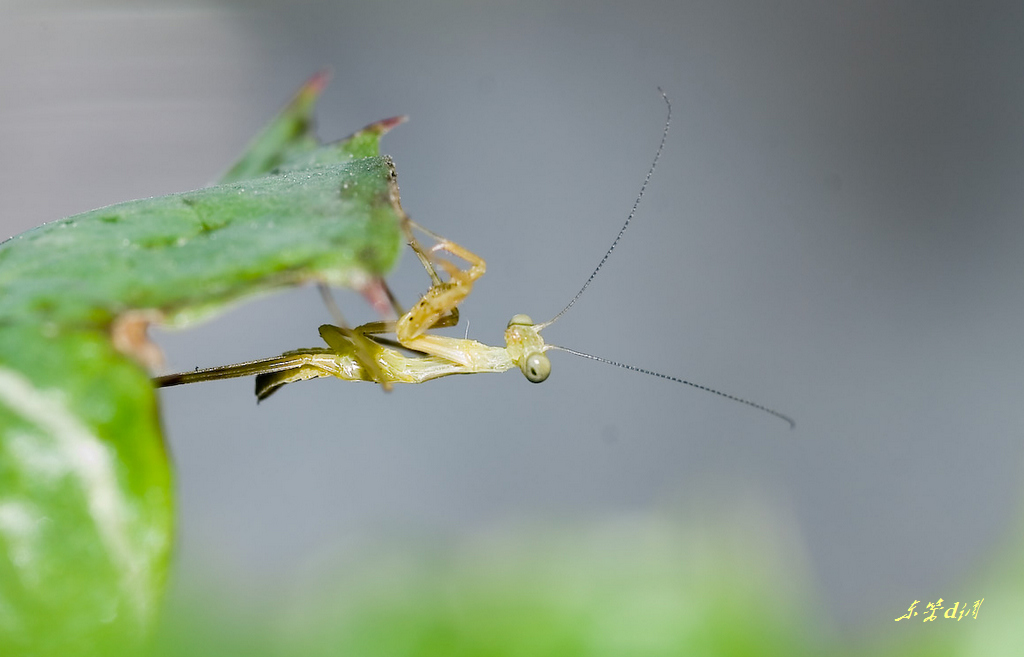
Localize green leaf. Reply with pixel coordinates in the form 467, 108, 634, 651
217, 71, 406, 183
0, 327, 169, 655
218, 70, 329, 184
0, 156, 405, 329
0, 76, 408, 653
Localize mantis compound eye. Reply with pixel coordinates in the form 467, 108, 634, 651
508, 314, 534, 327
522, 352, 551, 383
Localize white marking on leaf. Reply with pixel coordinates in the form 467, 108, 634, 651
0, 367, 148, 618
0, 500, 41, 575
7, 432, 70, 481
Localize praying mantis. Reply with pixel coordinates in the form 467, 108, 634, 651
156, 91, 795, 429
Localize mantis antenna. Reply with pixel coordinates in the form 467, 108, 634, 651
156, 90, 794, 428
551, 347, 795, 429
539, 87, 671, 330
530, 90, 795, 429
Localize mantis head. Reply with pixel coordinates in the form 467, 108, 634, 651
504, 314, 551, 383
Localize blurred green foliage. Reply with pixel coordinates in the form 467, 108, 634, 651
133, 505, 1018, 657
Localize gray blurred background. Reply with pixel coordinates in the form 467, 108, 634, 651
2, 0, 1022, 639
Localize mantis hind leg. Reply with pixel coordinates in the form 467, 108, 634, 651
317, 323, 396, 391
256, 324, 396, 398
